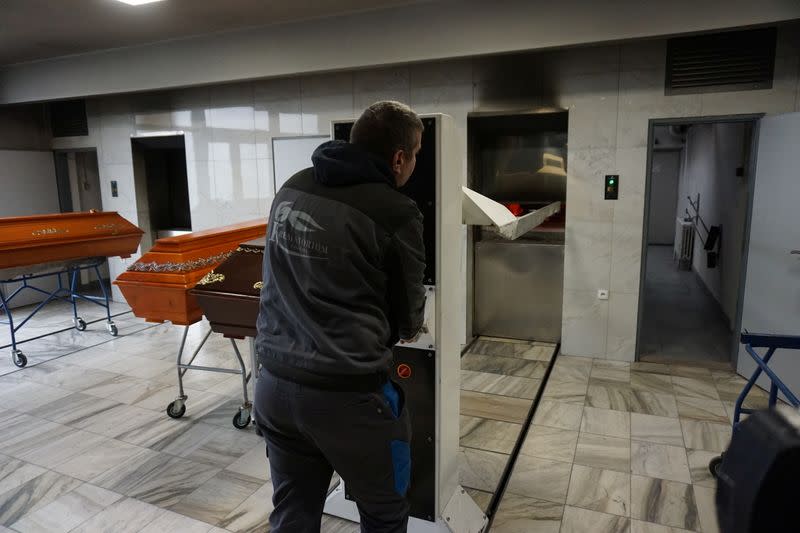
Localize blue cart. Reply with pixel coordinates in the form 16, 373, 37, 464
709, 331, 800, 476
0, 257, 118, 368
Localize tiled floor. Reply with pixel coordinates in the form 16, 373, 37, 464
0, 295, 154, 376
0, 319, 283, 533
458, 337, 556, 509
0, 314, 558, 532
640, 245, 733, 365
1, 302, 764, 533
490, 356, 769, 533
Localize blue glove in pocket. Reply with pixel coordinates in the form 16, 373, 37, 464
381, 381, 401, 418
390, 439, 411, 496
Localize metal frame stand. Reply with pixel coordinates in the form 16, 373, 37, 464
732, 332, 800, 424
0, 258, 116, 368
165, 323, 253, 430
709, 332, 800, 476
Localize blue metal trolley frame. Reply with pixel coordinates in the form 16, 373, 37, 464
0, 257, 118, 368
709, 331, 800, 476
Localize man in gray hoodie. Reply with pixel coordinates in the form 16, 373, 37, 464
254, 101, 427, 532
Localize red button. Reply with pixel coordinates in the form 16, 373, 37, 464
397, 363, 412, 379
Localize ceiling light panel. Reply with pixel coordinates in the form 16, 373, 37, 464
114, 0, 166, 6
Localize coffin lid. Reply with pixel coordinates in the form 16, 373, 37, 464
0, 211, 142, 251
0, 211, 143, 269
119, 219, 266, 279
146, 219, 267, 254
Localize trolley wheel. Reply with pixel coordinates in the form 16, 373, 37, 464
12, 350, 27, 368
166, 400, 186, 419
75, 317, 87, 331
107, 322, 118, 336
232, 409, 251, 430
709, 455, 723, 478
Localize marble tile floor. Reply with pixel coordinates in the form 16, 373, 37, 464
0, 318, 762, 533
0, 316, 370, 533
0, 323, 559, 532
0, 297, 156, 377
489, 357, 769, 533
457, 338, 558, 511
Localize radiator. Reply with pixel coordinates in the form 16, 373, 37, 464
675, 218, 694, 270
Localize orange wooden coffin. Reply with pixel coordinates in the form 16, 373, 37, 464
0, 211, 143, 271
114, 219, 266, 326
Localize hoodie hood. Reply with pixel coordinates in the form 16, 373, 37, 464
312, 140, 396, 188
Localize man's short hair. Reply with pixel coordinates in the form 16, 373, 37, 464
350, 101, 424, 164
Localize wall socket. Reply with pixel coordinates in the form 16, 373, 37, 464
597, 289, 609, 300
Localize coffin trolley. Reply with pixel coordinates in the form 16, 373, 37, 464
0, 211, 143, 367
114, 220, 266, 429
186, 238, 265, 429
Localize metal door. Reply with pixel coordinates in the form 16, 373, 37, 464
738, 112, 800, 391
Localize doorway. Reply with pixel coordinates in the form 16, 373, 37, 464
638, 116, 760, 367
130, 134, 191, 253
53, 148, 109, 289
54, 149, 103, 213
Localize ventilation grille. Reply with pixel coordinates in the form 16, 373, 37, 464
666, 27, 777, 95
49, 99, 88, 137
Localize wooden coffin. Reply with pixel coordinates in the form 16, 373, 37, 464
189, 238, 264, 338
114, 220, 266, 326
0, 211, 143, 271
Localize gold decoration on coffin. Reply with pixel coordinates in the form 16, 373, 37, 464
93, 223, 120, 234
236, 246, 265, 254
31, 227, 70, 236
253, 281, 264, 290
196, 271, 225, 286
127, 250, 234, 273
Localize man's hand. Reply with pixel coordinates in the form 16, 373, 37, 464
399, 325, 427, 344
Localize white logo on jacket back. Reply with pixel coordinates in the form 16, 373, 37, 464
274, 201, 325, 233
271, 201, 328, 259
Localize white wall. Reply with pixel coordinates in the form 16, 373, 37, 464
0, 149, 61, 307
0, 150, 59, 216
648, 151, 682, 245
2, 0, 799, 104
675, 123, 749, 326
47, 24, 800, 358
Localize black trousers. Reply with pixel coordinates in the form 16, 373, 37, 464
254, 368, 412, 533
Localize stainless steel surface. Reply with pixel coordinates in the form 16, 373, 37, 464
479, 146, 567, 202
474, 241, 564, 342
469, 111, 568, 203
480, 228, 564, 243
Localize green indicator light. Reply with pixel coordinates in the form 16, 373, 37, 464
609, 179, 615, 185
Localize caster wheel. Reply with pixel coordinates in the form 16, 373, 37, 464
166, 400, 186, 419
232, 409, 251, 429
12, 350, 27, 368
75, 317, 87, 331
107, 322, 118, 336
709, 455, 723, 478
